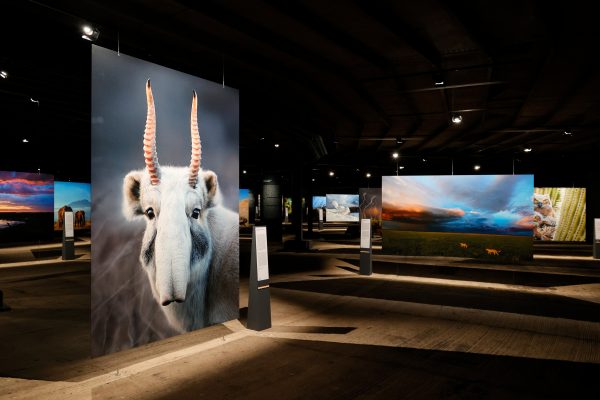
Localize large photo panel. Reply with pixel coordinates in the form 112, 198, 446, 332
92, 46, 239, 356
533, 187, 586, 241
382, 175, 534, 262
0, 171, 54, 243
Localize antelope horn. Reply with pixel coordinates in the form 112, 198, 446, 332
189, 90, 201, 188
143, 80, 160, 185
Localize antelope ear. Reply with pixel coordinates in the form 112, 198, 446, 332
123, 170, 144, 219
203, 170, 221, 207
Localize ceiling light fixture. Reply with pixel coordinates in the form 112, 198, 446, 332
434, 81, 445, 86
0, 71, 7, 79
524, 147, 532, 153
563, 131, 572, 136
422, 158, 427, 162
312, 178, 315, 182
473, 164, 481, 171
242, 170, 247, 174
399, 166, 405, 170
22, 138, 28, 143
82, 25, 100, 41
329, 171, 334, 177
451, 114, 463, 124
396, 138, 404, 144
274, 143, 279, 148
366, 173, 371, 178
392, 152, 399, 159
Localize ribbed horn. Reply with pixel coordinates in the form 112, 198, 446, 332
188, 90, 201, 188
144, 80, 160, 185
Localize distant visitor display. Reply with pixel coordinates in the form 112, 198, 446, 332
239, 189, 253, 227
284, 197, 292, 218
0, 171, 54, 243
382, 175, 534, 262
533, 188, 586, 241
325, 194, 359, 222
54, 181, 91, 230
312, 196, 326, 208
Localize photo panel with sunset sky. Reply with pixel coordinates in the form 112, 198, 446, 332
0, 171, 54, 243
382, 175, 534, 262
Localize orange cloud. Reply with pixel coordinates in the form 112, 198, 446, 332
514, 215, 534, 229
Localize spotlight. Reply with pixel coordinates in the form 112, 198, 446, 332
396, 138, 404, 144
451, 114, 463, 124
274, 143, 279, 148
22, 138, 28, 143
366, 173, 371, 178
524, 147, 532, 153
81, 25, 100, 41
0, 71, 7, 79
242, 170, 247, 174
422, 158, 427, 162
473, 164, 481, 171
563, 131, 572, 136
434, 81, 444, 86
392, 152, 399, 159
329, 171, 334, 177
312, 178, 315, 182
399, 166, 405, 170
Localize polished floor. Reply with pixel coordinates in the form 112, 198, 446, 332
1, 241, 600, 399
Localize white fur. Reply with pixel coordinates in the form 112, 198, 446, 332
123, 166, 238, 332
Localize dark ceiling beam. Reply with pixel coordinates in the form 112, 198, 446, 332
432, 65, 496, 154
355, 0, 442, 69
178, 0, 391, 128
491, 62, 597, 149
264, 0, 425, 138
436, 1, 493, 60
50, 0, 365, 137
410, 121, 451, 153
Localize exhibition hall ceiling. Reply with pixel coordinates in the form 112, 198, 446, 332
1, 1, 599, 182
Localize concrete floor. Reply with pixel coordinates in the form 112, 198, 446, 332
1, 241, 600, 399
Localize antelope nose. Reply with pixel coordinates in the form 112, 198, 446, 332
161, 299, 173, 306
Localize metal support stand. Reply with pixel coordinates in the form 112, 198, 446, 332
248, 226, 272, 331
359, 219, 372, 275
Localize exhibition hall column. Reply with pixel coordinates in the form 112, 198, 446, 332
260, 175, 283, 241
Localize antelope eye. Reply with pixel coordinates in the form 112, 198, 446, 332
145, 207, 155, 220
191, 207, 201, 219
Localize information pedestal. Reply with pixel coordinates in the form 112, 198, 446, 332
62, 210, 75, 260
317, 208, 324, 231
360, 218, 372, 275
248, 226, 272, 331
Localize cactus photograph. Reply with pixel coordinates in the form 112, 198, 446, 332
533, 188, 586, 241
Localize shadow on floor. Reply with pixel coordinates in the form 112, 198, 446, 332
338, 258, 600, 288
272, 276, 600, 323
268, 326, 356, 334
98, 336, 600, 400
